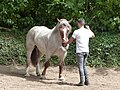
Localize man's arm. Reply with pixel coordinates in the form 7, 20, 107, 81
63, 37, 75, 47
67, 37, 75, 44
63, 30, 76, 47
86, 25, 95, 38
90, 30, 95, 38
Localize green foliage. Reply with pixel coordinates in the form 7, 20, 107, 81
0, 0, 120, 67
65, 33, 120, 67
0, 0, 119, 32
88, 33, 120, 67
0, 31, 120, 67
0, 0, 29, 29
80, 0, 120, 32
0, 31, 26, 65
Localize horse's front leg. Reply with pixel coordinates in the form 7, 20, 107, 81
59, 52, 67, 81
59, 60, 65, 81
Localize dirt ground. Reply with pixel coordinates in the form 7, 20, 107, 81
0, 65, 120, 90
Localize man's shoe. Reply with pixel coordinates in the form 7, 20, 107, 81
85, 81, 90, 86
76, 82, 84, 86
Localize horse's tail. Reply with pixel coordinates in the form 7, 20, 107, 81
31, 46, 39, 67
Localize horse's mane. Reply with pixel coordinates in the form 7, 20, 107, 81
52, 27, 56, 30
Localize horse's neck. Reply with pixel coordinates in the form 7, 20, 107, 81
52, 26, 62, 44
52, 23, 59, 33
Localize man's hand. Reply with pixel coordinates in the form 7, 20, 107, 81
85, 25, 95, 38
62, 37, 75, 47
85, 25, 90, 29
62, 43, 68, 47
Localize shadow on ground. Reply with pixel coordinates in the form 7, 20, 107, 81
94, 68, 109, 76
0, 65, 78, 86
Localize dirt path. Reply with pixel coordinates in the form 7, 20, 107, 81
0, 65, 120, 90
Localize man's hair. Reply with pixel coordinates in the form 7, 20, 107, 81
77, 18, 85, 25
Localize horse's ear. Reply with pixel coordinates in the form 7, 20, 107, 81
57, 18, 61, 22
68, 19, 73, 23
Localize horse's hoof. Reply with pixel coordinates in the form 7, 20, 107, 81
36, 73, 40, 76
40, 75, 46, 80
25, 74, 30, 77
59, 76, 65, 82
37, 74, 40, 76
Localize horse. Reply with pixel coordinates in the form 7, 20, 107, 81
25, 18, 72, 81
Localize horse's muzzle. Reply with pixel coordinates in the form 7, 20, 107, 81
62, 43, 67, 47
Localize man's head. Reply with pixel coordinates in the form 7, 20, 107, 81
77, 18, 85, 28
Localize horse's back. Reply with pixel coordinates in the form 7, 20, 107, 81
27, 26, 51, 40
28, 26, 50, 35
26, 26, 52, 54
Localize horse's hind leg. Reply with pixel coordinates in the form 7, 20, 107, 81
36, 51, 42, 76
40, 55, 50, 79
25, 44, 35, 77
36, 61, 40, 76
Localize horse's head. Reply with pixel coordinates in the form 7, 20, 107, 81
57, 18, 72, 45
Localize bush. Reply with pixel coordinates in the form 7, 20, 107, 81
0, 0, 119, 32
0, 31, 120, 67
88, 33, 120, 67
0, 31, 26, 65
66, 33, 120, 67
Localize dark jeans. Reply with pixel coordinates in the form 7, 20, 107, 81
76, 52, 89, 83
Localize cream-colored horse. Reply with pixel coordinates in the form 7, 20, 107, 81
25, 19, 72, 81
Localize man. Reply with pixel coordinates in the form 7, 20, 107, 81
64, 18, 95, 86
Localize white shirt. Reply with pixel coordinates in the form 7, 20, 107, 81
72, 26, 93, 53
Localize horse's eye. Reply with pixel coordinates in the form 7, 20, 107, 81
67, 30, 69, 33
63, 24, 66, 26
